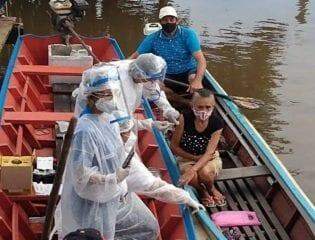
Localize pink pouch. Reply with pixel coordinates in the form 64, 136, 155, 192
211, 211, 261, 227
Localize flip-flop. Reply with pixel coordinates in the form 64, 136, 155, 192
200, 183, 216, 208
201, 196, 216, 208
222, 227, 242, 239
213, 195, 227, 207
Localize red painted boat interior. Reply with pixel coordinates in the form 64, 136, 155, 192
0, 35, 188, 240
0, 35, 118, 157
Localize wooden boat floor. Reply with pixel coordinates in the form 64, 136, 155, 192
208, 151, 290, 240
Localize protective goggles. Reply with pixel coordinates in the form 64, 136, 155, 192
147, 67, 167, 81
89, 91, 113, 100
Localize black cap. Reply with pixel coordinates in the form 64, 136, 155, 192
63, 228, 103, 240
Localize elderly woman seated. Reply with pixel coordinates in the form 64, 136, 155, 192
170, 89, 226, 207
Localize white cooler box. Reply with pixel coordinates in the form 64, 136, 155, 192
48, 44, 93, 84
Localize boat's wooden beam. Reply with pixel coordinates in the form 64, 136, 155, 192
216, 165, 270, 181
14, 65, 86, 76
3, 112, 73, 126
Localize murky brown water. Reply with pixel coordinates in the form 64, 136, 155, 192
1, 0, 315, 202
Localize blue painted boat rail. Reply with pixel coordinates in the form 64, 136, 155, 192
0, 36, 22, 120
142, 98, 227, 240
204, 70, 315, 233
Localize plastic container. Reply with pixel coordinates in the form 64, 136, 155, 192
143, 23, 162, 35
211, 211, 261, 227
48, 44, 93, 84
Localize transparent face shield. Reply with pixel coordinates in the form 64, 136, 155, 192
75, 62, 141, 158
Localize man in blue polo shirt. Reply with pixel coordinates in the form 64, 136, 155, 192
130, 6, 207, 107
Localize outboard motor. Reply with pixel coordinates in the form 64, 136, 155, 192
49, 0, 88, 34
70, 0, 89, 21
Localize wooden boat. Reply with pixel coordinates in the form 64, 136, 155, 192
0, 34, 314, 240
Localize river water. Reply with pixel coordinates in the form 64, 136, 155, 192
2, 0, 315, 202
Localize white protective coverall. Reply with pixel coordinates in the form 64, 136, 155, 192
60, 114, 159, 240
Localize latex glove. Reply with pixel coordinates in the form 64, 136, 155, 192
152, 121, 175, 132
71, 87, 80, 98
89, 173, 106, 184
163, 110, 180, 125
187, 199, 206, 214
116, 166, 131, 183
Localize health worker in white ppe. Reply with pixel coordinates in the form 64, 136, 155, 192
60, 75, 159, 240
114, 111, 206, 214
73, 53, 180, 126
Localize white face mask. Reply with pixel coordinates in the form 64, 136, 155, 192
95, 98, 117, 113
143, 81, 161, 101
193, 108, 213, 121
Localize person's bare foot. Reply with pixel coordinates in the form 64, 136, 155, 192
200, 189, 215, 207
212, 186, 226, 207
199, 183, 216, 207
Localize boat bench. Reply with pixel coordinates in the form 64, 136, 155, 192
216, 165, 270, 181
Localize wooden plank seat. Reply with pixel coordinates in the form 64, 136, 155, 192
216, 165, 271, 181
3, 112, 73, 125
14, 65, 86, 76
206, 151, 290, 240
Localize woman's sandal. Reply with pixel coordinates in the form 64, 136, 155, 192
200, 183, 216, 208
201, 196, 216, 208
213, 195, 227, 207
